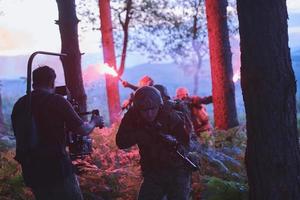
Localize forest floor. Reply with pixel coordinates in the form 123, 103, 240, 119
0, 123, 248, 200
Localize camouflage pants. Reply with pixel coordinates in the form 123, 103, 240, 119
31, 174, 83, 200
138, 169, 191, 200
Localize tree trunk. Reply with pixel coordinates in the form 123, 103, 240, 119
0, 93, 5, 134
56, 0, 87, 113
193, 56, 202, 95
191, 0, 202, 96
99, 0, 121, 123
205, 0, 239, 130
117, 0, 132, 76
237, 0, 300, 199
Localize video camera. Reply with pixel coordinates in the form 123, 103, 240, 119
55, 86, 101, 160
25, 51, 103, 161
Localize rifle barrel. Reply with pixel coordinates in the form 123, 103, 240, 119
176, 150, 198, 171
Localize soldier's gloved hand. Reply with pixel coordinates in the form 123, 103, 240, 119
122, 80, 129, 88
121, 99, 131, 110
145, 122, 162, 132
159, 133, 178, 148
91, 114, 104, 128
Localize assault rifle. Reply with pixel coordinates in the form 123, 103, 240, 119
151, 122, 199, 171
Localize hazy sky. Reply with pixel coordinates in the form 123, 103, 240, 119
0, 0, 299, 57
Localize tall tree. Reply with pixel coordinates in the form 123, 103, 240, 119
99, 0, 121, 123
114, 0, 133, 76
56, 0, 87, 113
190, 0, 208, 94
123, 0, 210, 94
78, 0, 237, 97
0, 91, 5, 134
205, 0, 239, 129
77, 0, 132, 78
237, 0, 300, 199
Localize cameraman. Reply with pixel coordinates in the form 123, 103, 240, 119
175, 87, 212, 136
11, 66, 104, 200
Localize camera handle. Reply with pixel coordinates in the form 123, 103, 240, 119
26, 51, 67, 112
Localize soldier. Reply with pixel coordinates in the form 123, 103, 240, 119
153, 84, 171, 102
116, 86, 192, 200
122, 75, 154, 91
175, 87, 213, 137
121, 75, 154, 110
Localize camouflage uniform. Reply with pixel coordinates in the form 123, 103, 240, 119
175, 87, 213, 136
116, 86, 192, 200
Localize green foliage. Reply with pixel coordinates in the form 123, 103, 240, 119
213, 126, 247, 150
0, 123, 249, 200
79, 122, 141, 199
202, 176, 248, 200
0, 150, 33, 200
195, 125, 247, 154
186, 126, 248, 199
199, 131, 215, 147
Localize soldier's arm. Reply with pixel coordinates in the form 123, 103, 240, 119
116, 109, 139, 149
75, 115, 104, 136
192, 95, 213, 106
122, 81, 139, 91
57, 95, 102, 136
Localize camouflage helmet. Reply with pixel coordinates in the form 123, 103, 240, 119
133, 86, 163, 109
153, 84, 171, 100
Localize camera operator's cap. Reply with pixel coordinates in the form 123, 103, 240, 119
133, 86, 163, 109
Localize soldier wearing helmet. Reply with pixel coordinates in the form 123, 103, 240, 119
116, 86, 192, 200
153, 84, 171, 102
121, 75, 154, 111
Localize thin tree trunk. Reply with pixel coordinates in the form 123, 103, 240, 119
99, 0, 121, 123
56, 0, 87, 113
117, 0, 132, 76
0, 93, 5, 134
237, 0, 300, 199
193, 56, 202, 95
192, 0, 201, 95
205, 0, 239, 130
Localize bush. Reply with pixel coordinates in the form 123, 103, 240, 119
201, 176, 248, 200
78, 123, 141, 200
0, 150, 34, 200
